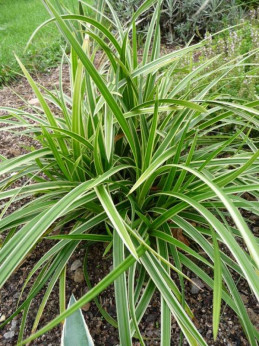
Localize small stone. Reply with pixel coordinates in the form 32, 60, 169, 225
0, 315, 6, 322
247, 308, 259, 327
82, 302, 91, 312
3, 331, 15, 339
28, 98, 40, 107
191, 278, 204, 294
9, 148, 20, 157
11, 320, 17, 331
74, 268, 84, 283
241, 294, 249, 304
70, 260, 82, 271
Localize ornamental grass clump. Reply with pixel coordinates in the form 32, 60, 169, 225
0, 0, 259, 344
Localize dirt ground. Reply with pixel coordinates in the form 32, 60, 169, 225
0, 67, 258, 345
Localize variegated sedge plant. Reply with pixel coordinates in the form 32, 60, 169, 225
0, 0, 258, 344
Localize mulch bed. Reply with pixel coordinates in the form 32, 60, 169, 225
0, 67, 258, 345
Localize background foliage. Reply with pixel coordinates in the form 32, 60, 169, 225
0, 0, 257, 85
108, 0, 250, 43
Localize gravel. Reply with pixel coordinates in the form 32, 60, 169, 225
70, 260, 83, 272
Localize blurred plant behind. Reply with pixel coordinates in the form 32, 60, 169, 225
107, 0, 250, 43
161, 0, 245, 44
237, 0, 259, 9
0, 0, 257, 85
0, 0, 259, 345
176, 18, 259, 101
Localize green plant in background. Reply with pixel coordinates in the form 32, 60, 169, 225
162, 0, 245, 43
105, 0, 143, 22
0, 0, 259, 345
194, 20, 259, 100
237, 0, 259, 9
108, 0, 247, 43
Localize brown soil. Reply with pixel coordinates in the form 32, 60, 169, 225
0, 66, 258, 346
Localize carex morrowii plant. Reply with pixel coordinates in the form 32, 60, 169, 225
0, 0, 259, 344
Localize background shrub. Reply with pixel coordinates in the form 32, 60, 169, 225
237, 0, 259, 9
161, 0, 245, 43
184, 20, 259, 100
108, 0, 254, 43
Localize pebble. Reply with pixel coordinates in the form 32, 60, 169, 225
247, 308, 259, 326
82, 302, 91, 312
11, 320, 17, 331
241, 294, 248, 304
191, 278, 204, 294
70, 259, 82, 271
3, 331, 15, 339
73, 268, 85, 283
0, 315, 6, 322
28, 98, 40, 106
